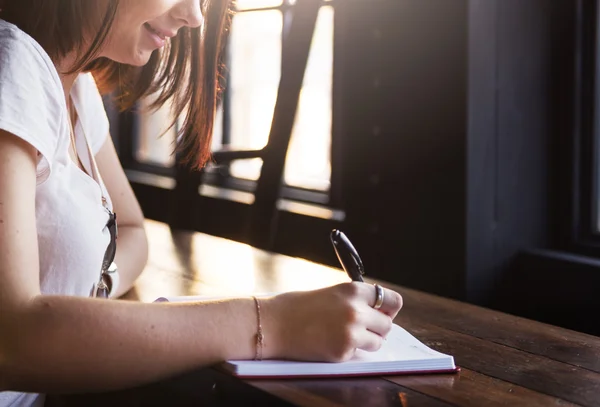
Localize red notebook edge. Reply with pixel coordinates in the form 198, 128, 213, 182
216, 366, 461, 380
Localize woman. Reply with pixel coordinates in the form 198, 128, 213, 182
0, 1, 403, 406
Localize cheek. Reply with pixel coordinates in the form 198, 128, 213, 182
116, 0, 174, 25
102, 27, 152, 66
97, 0, 172, 64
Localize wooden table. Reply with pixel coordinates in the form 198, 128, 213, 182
52, 220, 600, 407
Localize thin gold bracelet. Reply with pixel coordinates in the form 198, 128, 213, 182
252, 296, 264, 361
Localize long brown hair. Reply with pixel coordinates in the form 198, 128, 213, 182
0, 0, 231, 170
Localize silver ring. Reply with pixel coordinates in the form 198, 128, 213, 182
373, 284, 384, 310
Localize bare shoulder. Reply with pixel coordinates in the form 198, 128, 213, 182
0, 129, 38, 170
0, 129, 41, 304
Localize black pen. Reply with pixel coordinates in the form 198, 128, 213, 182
330, 229, 365, 282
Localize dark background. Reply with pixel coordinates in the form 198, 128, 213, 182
108, 0, 600, 337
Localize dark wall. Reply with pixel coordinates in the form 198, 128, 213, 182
336, 0, 554, 305
499, 250, 600, 336
466, 0, 552, 305
336, 0, 469, 300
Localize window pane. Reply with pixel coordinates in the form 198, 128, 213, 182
136, 97, 176, 167
228, 10, 283, 181
236, 0, 283, 10
211, 105, 224, 150
284, 5, 333, 191
137, 95, 223, 169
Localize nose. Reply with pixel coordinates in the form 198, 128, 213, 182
172, 0, 204, 28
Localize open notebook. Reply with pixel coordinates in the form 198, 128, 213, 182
155, 295, 457, 379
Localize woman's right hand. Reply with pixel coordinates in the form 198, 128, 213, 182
263, 282, 403, 363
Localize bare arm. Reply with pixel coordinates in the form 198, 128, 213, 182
7, 296, 267, 393
0, 130, 276, 393
0, 130, 402, 395
93, 135, 148, 298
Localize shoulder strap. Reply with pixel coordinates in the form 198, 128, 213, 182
80, 123, 111, 209
79, 125, 102, 186
68, 97, 110, 209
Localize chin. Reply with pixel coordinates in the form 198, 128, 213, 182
130, 50, 154, 66
124, 48, 155, 66
106, 48, 154, 67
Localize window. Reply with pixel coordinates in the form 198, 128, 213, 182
133, 0, 335, 198
226, 1, 334, 193
114, 0, 342, 259
135, 95, 176, 168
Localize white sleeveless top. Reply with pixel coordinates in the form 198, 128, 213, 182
0, 19, 113, 407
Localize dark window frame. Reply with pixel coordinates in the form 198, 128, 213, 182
118, 0, 339, 209
211, 0, 338, 206
553, 0, 600, 256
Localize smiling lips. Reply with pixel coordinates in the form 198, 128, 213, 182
144, 23, 177, 40
143, 22, 177, 48
144, 22, 167, 40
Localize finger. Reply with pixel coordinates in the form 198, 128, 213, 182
369, 285, 403, 318
363, 308, 393, 339
354, 329, 385, 352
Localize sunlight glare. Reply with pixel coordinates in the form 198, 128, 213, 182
235, 0, 283, 10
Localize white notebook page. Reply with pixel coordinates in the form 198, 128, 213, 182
153, 295, 456, 376
223, 324, 456, 376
